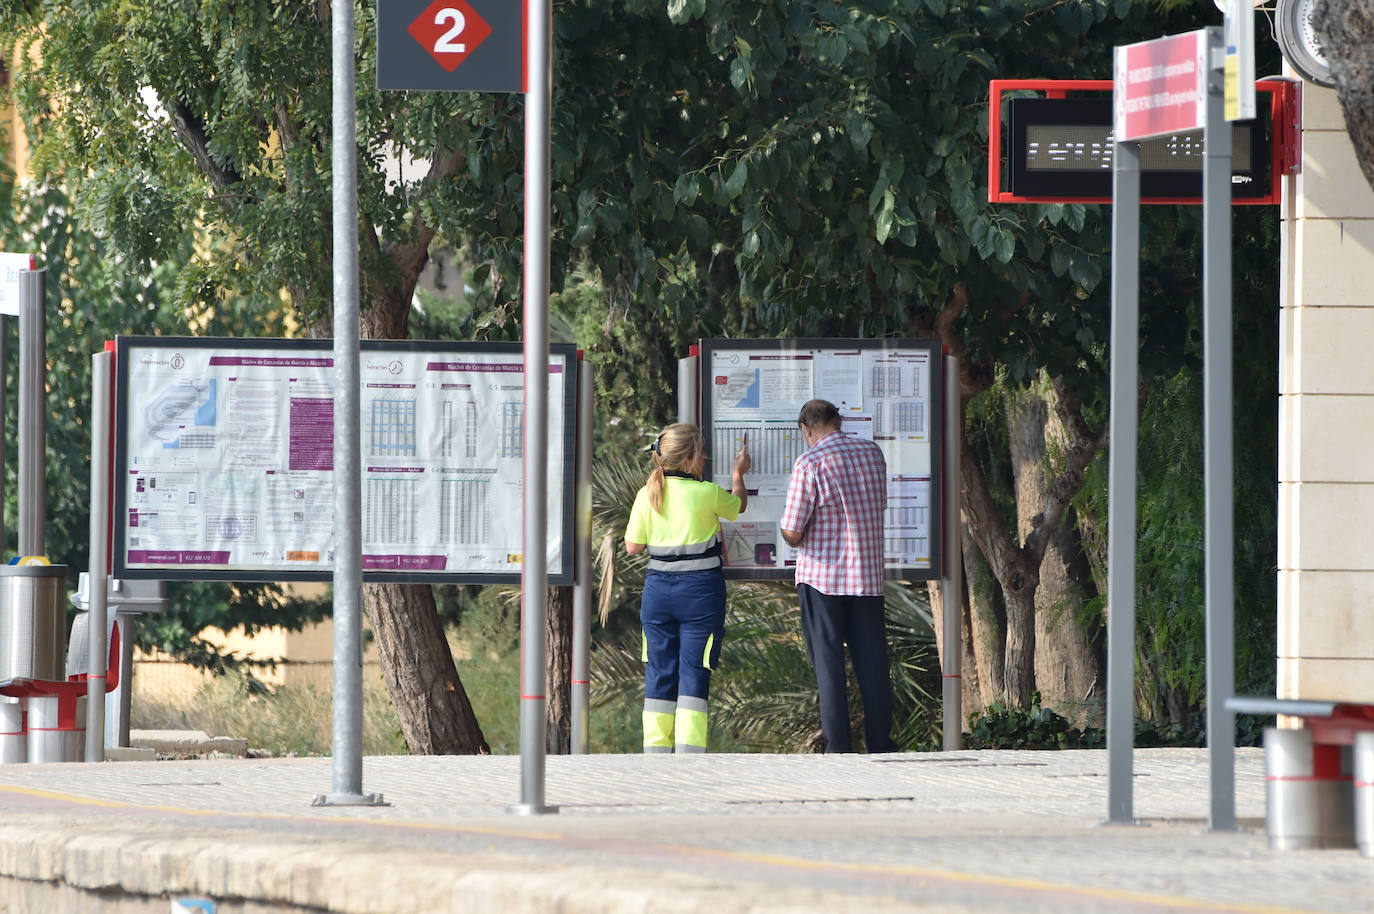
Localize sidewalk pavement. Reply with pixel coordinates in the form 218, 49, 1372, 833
0, 747, 1366, 913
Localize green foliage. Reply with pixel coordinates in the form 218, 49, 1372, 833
0, 102, 324, 674
591, 579, 939, 753
1076, 363, 1278, 729
964, 692, 1104, 750
0, 0, 1280, 742
963, 692, 1256, 749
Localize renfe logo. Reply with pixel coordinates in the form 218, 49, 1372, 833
407, 1, 492, 73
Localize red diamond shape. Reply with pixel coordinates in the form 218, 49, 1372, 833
408, 0, 492, 73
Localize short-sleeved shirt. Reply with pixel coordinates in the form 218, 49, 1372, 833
780, 431, 887, 595
625, 475, 742, 572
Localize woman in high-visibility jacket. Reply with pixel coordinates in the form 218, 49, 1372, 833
624, 424, 750, 752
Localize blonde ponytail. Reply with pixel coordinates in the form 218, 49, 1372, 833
645, 423, 704, 515
647, 466, 667, 514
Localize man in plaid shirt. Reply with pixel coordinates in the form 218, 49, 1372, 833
780, 399, 896, 753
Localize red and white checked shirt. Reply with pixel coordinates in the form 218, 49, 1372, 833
780, 430, 888, 595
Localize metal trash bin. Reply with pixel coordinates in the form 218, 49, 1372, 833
1356, 731, 1374, 858
0, 564, 68, 682
1265, 726, 1355, 849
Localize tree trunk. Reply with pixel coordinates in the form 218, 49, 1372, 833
1314, 0, 1374, 194
363, 582, 488, 754
1034, 515, 1104, 726
545, 585, 572, 754
958, 568, 981, 718
962, 438, 1039, 708
963, 523, 1005, 709
928, 567, 981, 733
914, 290, 1103, 713
1005, 382, 1104, 726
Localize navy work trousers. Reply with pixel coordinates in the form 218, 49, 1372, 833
797, 582, 896, 753
642, 568, 726, 703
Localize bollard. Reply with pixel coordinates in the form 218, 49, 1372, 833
1264, 726, 1354, 849
0, 697, 23, 764
1356, 731, 1374, 858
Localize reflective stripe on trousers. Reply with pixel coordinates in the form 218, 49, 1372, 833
675, 695, 708, 752
643, 698, 674, 752
641, 696, 710, 753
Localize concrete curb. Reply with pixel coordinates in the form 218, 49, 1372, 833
129, 730, 248, 758
0, 821, 922, 914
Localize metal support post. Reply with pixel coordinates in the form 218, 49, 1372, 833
314, 0, 382, 808
1202, 26, 1237, 832
511, 0, 557, 816
571, 359, 593, 754
941, 354, 962, 750
677, 355, 699, 425
1106, 135, 1141, 826
17, 269, 45, 557
0, 313, 7, 558
84, 351, 112, 763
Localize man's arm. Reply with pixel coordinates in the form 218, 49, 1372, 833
779, 456, 812, 548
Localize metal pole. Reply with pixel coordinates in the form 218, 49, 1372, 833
108, 613, 134, 746
1106, 134, 1141, 825
571, 359, 593, 754
85, 351, 112, 763
677, 355, 699, 425
1, 313, 7, 559
1202, 26, 1236, 832
17, 269, 45, 557
313, 0, 380, 808
511, 0, 556, 816
942, 354, 963, 750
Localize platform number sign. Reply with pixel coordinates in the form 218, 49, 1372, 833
377, 0, 523, 93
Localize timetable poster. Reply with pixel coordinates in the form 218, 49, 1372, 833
701, 340, 941, 581
114, 338, 575, 584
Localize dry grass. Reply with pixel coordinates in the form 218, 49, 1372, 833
131, 669, 407, 757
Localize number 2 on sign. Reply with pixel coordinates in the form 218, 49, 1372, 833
434, 8, 466, 54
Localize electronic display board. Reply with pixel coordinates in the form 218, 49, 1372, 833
699, 339, 942, 581
1006, 96, 1269, 200
113, 337, 576, 584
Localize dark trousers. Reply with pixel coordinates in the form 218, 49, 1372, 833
798, 583, 896, 753
642, 569, 727, 702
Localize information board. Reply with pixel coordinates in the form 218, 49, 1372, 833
113, 337, 576, 584
699, 339, 942, 581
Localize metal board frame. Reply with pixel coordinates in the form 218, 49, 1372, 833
112, 336, 576, 584
699, 338, 942, 582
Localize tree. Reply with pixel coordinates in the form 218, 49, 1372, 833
0, 1, 499, 753
539, 0, 1147, 711
3, 0, 1277, 743
1314, 0, 1374, 193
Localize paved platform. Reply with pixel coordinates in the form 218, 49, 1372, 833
0, 747, 1364, 913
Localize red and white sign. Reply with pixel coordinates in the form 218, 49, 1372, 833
407, 0, 492, 73
1114, 30, 1208, 142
